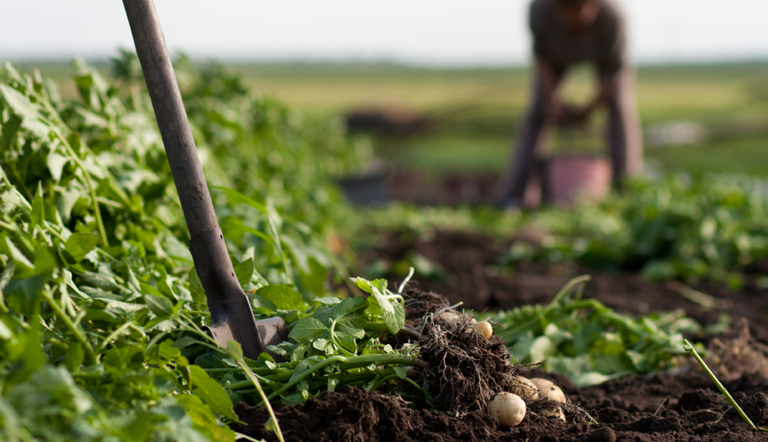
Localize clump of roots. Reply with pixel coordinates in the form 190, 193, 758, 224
402, 289, 450, 328
419, 313, 517, 415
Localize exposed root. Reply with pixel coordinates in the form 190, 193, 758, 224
418, 314, 517, 415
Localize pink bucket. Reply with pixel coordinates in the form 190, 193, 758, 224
546, 154, 613, 206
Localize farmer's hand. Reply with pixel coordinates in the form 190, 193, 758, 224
558, 103, 591, 127
545, 98, 572, 124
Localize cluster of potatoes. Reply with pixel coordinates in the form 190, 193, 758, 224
470, 319, 567, 428
488, 377, 567, 427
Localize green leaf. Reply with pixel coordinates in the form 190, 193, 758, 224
188, 267, 206, 304
148, 339, 182, 364
117, 411, 153, 442
63, 342, 85, 372
212, 186, 267, 214
0, 84, 50, 137
529, 336, 557, 363
256, 284, 305, 311
313, 297, 342, 306
333, 297, 368, 319
394, 366, 407, 379
220, 222, 274, 245
176, 394, 236, 442
4, 248, 55, 316
46, 152, 69, 182
234, 257, 254, 287
265, 417, 278, 433
334, 316, 366, 340
0, 113, 22, 150
102, 346, 143, 372
1, 235, 33, 269
588, 334, 633, 374
312, 338, 331, 352
3, 320, 45, 386
250, 293, 278, 311
226, 341, 244, 360
382, 302, 406, 335
334, 331, 358, 353
188, 365, 238, 421
143, 292, 175, 318
65, 232, 101, 263
288, 317, 328, 344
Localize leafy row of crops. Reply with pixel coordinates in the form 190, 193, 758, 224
359, 174, 768, 289
0, 55, 371, 441
502, 175, 768, 289
480, 276, 720, 387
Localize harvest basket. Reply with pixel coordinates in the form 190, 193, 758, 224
546, 153, 612, 206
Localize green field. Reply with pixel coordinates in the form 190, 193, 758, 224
19, 60, 768, 177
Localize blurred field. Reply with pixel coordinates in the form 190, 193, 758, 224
236, 62, 768, 177
22, 60, 768, 177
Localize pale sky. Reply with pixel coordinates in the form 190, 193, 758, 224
2, 0, 767, 65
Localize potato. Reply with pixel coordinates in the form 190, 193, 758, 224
436, 310, 461, 322
540, 403, 566, 422
508, 376, 539, 400
487, 392, 526, 427
474, 321, 493, 339
436, 311, 477, 333
530, 378, 566, 403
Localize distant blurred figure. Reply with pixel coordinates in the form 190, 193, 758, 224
495, 0, 642, 207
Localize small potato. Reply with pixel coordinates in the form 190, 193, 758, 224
437, 311, 461, 322
436, 311, 477, 333
530, 378, 566, 403
508, 376, 539, 400
540, 403, 566, 422
474, 321, 493, 339
487, 392, 526, 427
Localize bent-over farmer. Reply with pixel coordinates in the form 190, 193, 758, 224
496, 0, 643, 207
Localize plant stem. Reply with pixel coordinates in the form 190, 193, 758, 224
263, 356, 347, 402
683, 339, 767, 432
235, 354, 286, 442
51, 127, 109, 247
42, 287, 98, 365
337, 354, 425, 371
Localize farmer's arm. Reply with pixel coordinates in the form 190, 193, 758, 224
537, 58, 565, 120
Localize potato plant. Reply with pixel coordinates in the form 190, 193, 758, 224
482, 276, 711, 386
0, 58, 368, 442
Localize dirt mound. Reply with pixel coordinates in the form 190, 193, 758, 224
233, 366, 768, 442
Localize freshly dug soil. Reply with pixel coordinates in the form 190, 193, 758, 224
232, 228, 768, 441
233, 367, 768, 442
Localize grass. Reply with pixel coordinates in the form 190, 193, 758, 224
17, 59, 768, 178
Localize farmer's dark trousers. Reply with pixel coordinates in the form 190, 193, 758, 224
495, 67, 643, 204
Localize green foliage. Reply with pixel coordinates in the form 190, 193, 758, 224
483, 276, 712, 387
196, 276, 418, 405
0, 55, 367, 441
496, 175, 768, 287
